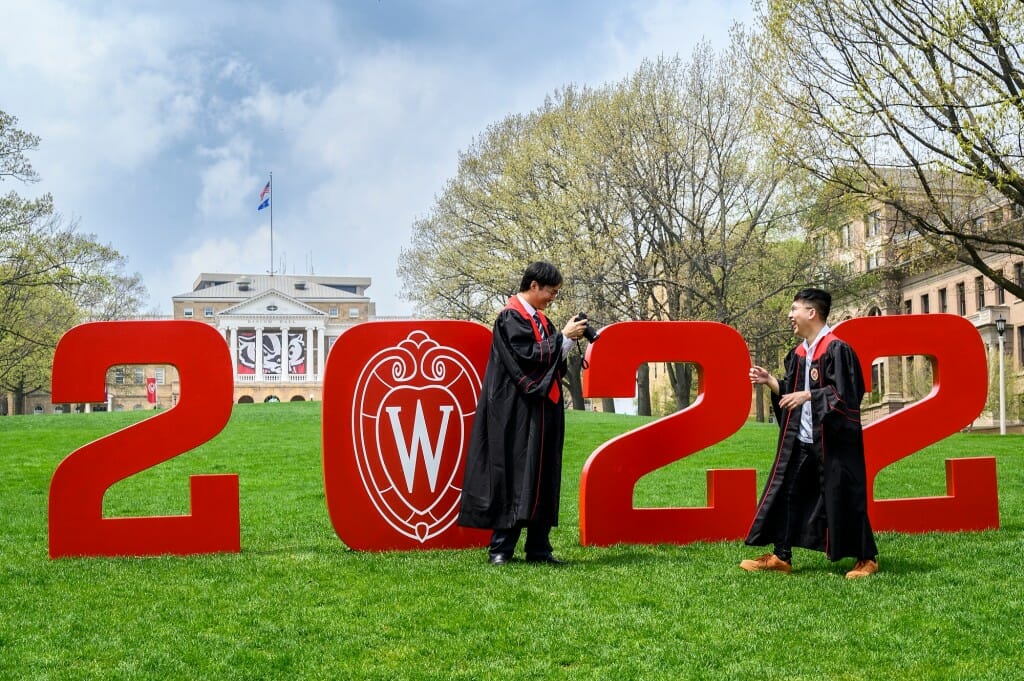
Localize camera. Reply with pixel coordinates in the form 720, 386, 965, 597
574, 313, 600, 342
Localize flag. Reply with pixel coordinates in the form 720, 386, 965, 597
258, 181, 271, 211
146, 377, 157, 404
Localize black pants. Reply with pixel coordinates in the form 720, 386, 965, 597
773, 440, 820, 564
488, 525, 552, 560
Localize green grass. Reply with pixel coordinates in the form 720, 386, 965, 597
2, 404, 1023, 680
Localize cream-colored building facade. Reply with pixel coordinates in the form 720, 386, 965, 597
825, 200, 1023, 429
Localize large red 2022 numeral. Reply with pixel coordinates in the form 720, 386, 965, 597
579, 322, 758, 546
49, 321, 239, 558
834, 314, 998, 532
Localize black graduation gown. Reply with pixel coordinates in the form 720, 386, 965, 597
745, 334, 878, 561
457, 297, 567, 530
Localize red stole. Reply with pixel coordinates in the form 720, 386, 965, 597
505, 296, 560, 403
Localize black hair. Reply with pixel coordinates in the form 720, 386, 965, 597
519, 261, 563, 292
794, 287, 832, 321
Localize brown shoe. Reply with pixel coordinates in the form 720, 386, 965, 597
845, 559, 879, 579
739, 553, 792, 574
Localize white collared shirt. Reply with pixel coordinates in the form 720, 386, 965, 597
517, 294, 573, 357
799, 324, 831, 443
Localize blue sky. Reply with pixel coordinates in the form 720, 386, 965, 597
0, 0, 755, 316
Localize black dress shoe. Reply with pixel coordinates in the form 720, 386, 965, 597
488, 553, 511, 565
526, 554, 566, 565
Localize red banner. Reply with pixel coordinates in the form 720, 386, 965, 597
146, 377, 157, 404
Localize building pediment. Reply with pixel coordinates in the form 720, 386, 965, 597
219, 290, 325, 317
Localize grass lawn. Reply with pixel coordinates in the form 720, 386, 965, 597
1, 403, 1022, 680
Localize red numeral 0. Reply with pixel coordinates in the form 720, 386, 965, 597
49, 321, 239, 558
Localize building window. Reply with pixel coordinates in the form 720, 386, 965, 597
134, 368, 144, 384
865, 210, 881, 238
975, 276, 985, 310
903, 299, 912, 315
1019, 326, 1024, 367
1016, 262, 1024, 293
939, 288, 948, 313
204, 306, 214, 317
997, 279, 1006, 305
114, 368, 125, 385
183, 307, 194, 318
870, 362, 885, 402
349, 307, 360, 319
328, 307, 339, 318
841, 223, 852, 247
956, 282, 967, 315
866, 252, 878, 271
155, 368, 166, 385
920, 293, 930, 314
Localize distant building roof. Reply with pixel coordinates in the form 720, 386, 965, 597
172, 273, 372, 301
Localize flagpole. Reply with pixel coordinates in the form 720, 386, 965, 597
269, 171, 274, 276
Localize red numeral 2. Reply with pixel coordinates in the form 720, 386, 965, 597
834, 314, 998, 532
579, 321, 758, 546
49, 321, 239, 557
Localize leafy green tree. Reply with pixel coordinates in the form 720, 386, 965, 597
400, 35, 816, 414
758, 0, 1024, 298
0, 111, 147, 414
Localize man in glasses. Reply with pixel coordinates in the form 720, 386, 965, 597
741, 288, 879, 579
458, 261, 588, 565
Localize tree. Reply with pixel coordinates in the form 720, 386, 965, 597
0, 111, 147, 414
581, 42, 815, 410
759, 0, 1024, 298
400, 36, 816, 413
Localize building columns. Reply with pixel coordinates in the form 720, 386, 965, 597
281, 326, 289, 377
255, 326, 264, 376
306, 327, 314, 381
317, 327, 326, 377
229, 327, 238, 375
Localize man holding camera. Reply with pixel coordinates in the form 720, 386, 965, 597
457, 261, 588, 565
741, 288, 879, 578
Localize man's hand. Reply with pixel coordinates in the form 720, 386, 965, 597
748, 365, 780, 395
778, 390, 811, 410
562, 317, 587, 340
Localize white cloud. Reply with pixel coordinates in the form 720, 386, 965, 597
164, 227, 276, 299
1, 0, 759, 317
0, 0, 203, 216
196, 139, 257, 222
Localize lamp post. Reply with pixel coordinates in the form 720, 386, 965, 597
996, 315, 1006, 435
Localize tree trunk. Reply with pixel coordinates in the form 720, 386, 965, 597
636, 363, 652, 416
11, 388, 26, 415
601, 398, 615, 413
565, 354, 585, 410
667, 362, 692, 410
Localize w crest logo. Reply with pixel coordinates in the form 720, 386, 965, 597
322, 323, 492, 550
385, 402, 454, 494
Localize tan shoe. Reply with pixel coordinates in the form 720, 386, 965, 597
845, 559, 879, 579
739, 553, 792, 574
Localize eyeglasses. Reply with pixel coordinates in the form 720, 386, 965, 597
788, 304, 815, 313
542, 285, 560, 297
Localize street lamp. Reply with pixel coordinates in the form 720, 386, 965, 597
996, 315, 1006, 435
